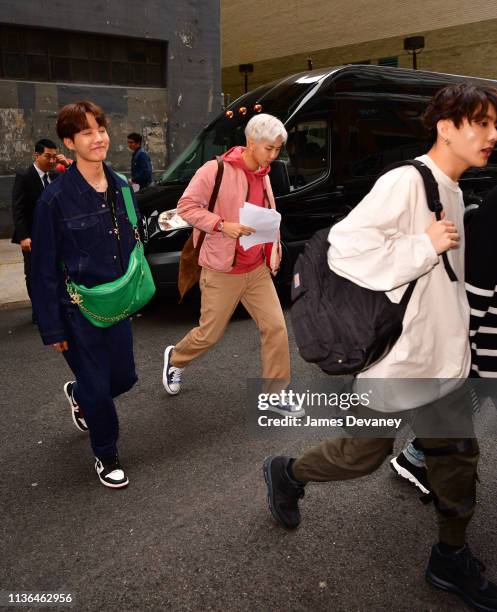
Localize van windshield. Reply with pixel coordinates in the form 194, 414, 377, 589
159, 72, 330, 184
159, 119, 246, 184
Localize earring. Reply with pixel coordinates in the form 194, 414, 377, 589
444, 138, 450, 145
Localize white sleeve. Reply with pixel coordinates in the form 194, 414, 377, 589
328, 167, 439, 291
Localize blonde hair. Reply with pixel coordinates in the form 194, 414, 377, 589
245, 113, 287, 143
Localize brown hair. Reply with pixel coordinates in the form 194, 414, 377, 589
56, 100, 108, 140
423, 82, 497, 141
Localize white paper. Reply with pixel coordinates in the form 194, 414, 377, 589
158, 209, 190, 231
239, 202, 281, 250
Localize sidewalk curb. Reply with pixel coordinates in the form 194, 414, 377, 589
0, 300, 31, 311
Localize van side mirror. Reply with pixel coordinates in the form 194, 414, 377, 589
270, 160, 291, 197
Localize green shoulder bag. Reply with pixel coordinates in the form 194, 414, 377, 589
64, 184, 156, 327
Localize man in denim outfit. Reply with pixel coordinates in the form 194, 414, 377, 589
31, 101, 140, 489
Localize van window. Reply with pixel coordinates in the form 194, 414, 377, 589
282, 120, 328, 189
160, 123, 246, 183
344, 99, 429, 177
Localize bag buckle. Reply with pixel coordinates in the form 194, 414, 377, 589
66, 281, 83, 306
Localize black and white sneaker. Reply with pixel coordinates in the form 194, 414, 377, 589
162, 345, 184, 395
63, 381, 88, 432
390, 450, 430, 495
94, 456, 129, 489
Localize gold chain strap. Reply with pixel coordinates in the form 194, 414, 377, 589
66, 253, 145, 323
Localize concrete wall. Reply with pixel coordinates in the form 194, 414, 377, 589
222, 0, 497, 65
0, 81, 168, 174
222, 2, 497, 98
0, 0, 220, 237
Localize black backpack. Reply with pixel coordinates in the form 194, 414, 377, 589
290, 160, 458, 375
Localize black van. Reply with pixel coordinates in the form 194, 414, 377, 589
138, 64, 497, 292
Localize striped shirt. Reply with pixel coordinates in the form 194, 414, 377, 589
466, 185, 497, 378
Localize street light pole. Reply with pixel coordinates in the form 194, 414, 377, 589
404, 36, 425, 70
239, 63, 254, 94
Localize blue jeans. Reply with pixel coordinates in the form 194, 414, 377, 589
406, 439, 426, 464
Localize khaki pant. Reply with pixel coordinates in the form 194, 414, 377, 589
172, 265, 290, 382
293, 436, 478, 547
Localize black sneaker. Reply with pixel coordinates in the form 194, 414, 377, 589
426, 544, 497, 611
390, 450, 430, 494
63, 381, 88, 432
263, 456, 305, 529
94, 456, 129, 489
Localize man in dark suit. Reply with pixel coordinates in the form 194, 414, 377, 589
11, 138, 61, 321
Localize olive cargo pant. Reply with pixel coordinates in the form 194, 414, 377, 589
292, 384, 479, 547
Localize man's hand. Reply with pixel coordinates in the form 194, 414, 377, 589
20, 237, 32, 252
55, 154, 72, 167
425, 212, 460, 254
52, 341, 69, 352
221, 222, 256, 239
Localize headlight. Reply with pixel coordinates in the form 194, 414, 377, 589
158, 209, 191, 232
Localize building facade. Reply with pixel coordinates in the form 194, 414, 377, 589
0, 0, 220, 237
222, 1, 497, 99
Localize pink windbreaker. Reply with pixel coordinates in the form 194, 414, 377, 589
177, 155, 280, 273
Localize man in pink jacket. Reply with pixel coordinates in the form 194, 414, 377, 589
162, 114, 304, 418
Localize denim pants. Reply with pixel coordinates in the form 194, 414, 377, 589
62, 306, 137, 459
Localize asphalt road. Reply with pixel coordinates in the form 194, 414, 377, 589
1, 298, 496, 612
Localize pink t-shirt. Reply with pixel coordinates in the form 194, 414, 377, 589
221, 146, 269, 274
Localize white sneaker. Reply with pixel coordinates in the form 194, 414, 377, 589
163, 345, 184, 395
94, 457, 129, 489
63, 381, 88, 432
259, 402, 306, 419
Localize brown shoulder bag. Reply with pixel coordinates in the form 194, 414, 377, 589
177, 158, 224, 301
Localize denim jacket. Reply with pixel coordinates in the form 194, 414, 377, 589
31, 162, 141, 345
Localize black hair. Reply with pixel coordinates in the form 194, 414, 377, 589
423, 82, 497, 141
127, 132, 142, 144
34, 138, 57, 153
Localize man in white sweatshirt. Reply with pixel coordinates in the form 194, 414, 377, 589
263, 82, 497, 611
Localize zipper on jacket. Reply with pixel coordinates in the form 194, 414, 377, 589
108, 189, 125, 273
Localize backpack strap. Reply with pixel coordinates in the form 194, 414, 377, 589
399, 277, 417, 312
377, 160, 457, 282
194, 157, 224, 257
